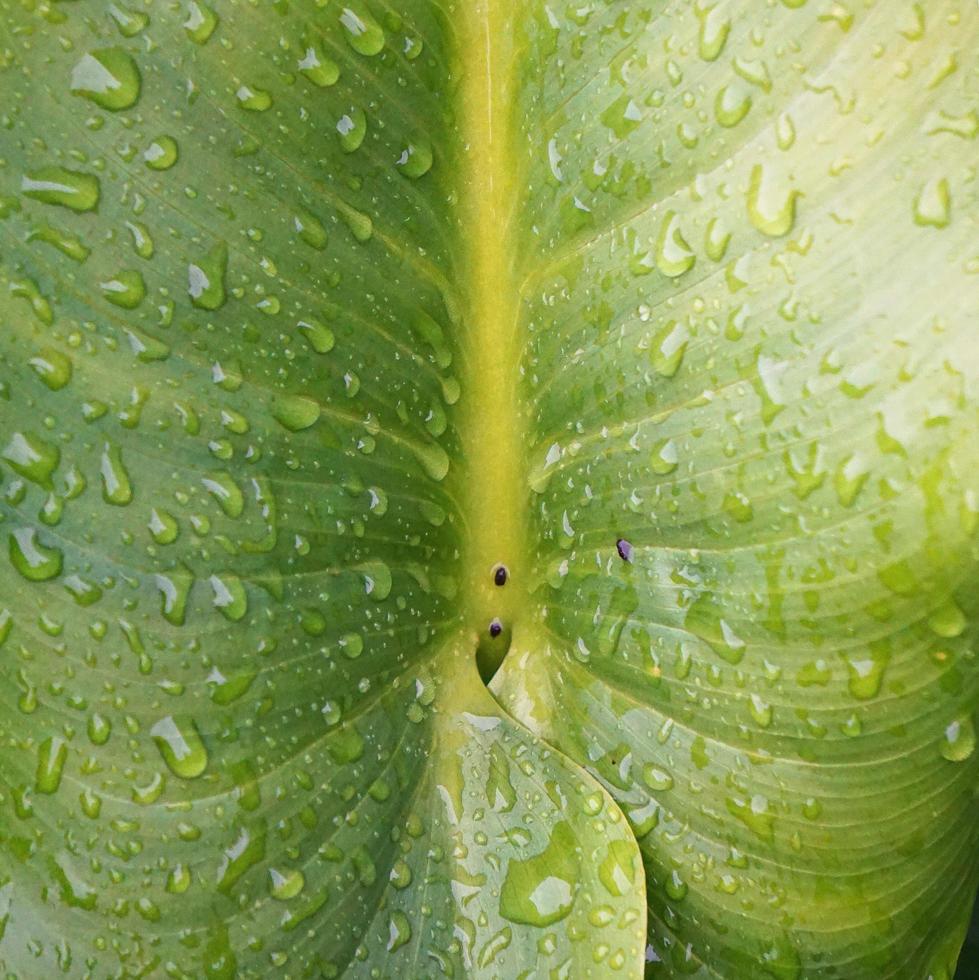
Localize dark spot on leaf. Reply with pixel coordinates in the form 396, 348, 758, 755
493, 564, 508, 586
489, 618, 502, 637
616, 538, 633, 562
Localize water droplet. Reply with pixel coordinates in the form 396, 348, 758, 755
272, 394, 320, 431
151, 715, 208, 778
715, 84, 751, 127
726, 794, 775, 842
184, 1, 218, 43
3, 431, 59, 487
396, 134, 433, 178
747, 163, 799, 237
387, 910, 412, 951
236, 84, 272, 111
650, 437, 678, 475
269, 867, 305, 900
27, 224, 90, 262
293, 211, 328, 251
338, 202, 373, 242
9, 527, 63, 581
108, 3, 148, 36
651, 320, 689, 377
148, 507, 179, 544
913, 177, 951, 228
100, 269, 145, 308
125, 220, 154, 258
655, 211, 695, 277
188, 243, 227, 309
698, 6, 731, 60
22, 167, 100, 212
940, 716, 975, 762
500, 822, 578, 927
928, 600, 965, 638
336, 107, 367, 152
600, 94, 642, 138
846, 647, 888, 700
100, 442, 133, 505
339, 632, 364, 659
411, 440, 449, 481
298, 38, 339, 87
144, 135, 179, 170
748, 693, 773, 728
642, 765, 674, 791
154, 565, 194, 625
597, 839, 636, 897
835, 453, 868, 507
88, 712, 111, 745
70, 48, 141, 110
203, 472, 243, 517
340, 5, 385, 56
35, 735, 68, 794
28, 348, 73, 390
211, 572, 247, 621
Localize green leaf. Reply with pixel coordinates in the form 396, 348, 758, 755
0, 3, 976, 980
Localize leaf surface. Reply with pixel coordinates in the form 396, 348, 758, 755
0, 1, 977, 979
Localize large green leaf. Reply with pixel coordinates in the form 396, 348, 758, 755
0, 1, 976, 978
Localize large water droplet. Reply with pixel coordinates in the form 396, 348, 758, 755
9, 527, 63, 581
500, 821, 578, 927
272, 394, 320, 431
3, 431, 59, 487
747, 164, 798, 237
22, 167, 100, 212
70, 48, 141, 110
150, 715, 208, 778
188, 243, 228, 309
940, 716, 975, 762
35, 735, 68, 794
100, 442, 133, 505
340, 5, 385, 56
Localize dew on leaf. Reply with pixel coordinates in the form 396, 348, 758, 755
28, 348, 73, 390
298, 40, 340, 87
10, 527, 63, 581
940, 717, 975, 762
100, 269, 145, 308
184, 1, 218, 43
500, 822, 579, 927
747, 163, 799, 237
340, 5, 385, 56
336, 107, 367, 152
151, 715, 208, 778
35, 736, 68, 794
22, 167, 100, 212
144, 136, 179, 170
70, 48, 141, 110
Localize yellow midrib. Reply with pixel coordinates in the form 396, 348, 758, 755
456, 1, 526, 673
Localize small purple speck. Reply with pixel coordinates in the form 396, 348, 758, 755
494, 565, 508, 587
489, 618, 502, 637
616, 538, 633, 562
